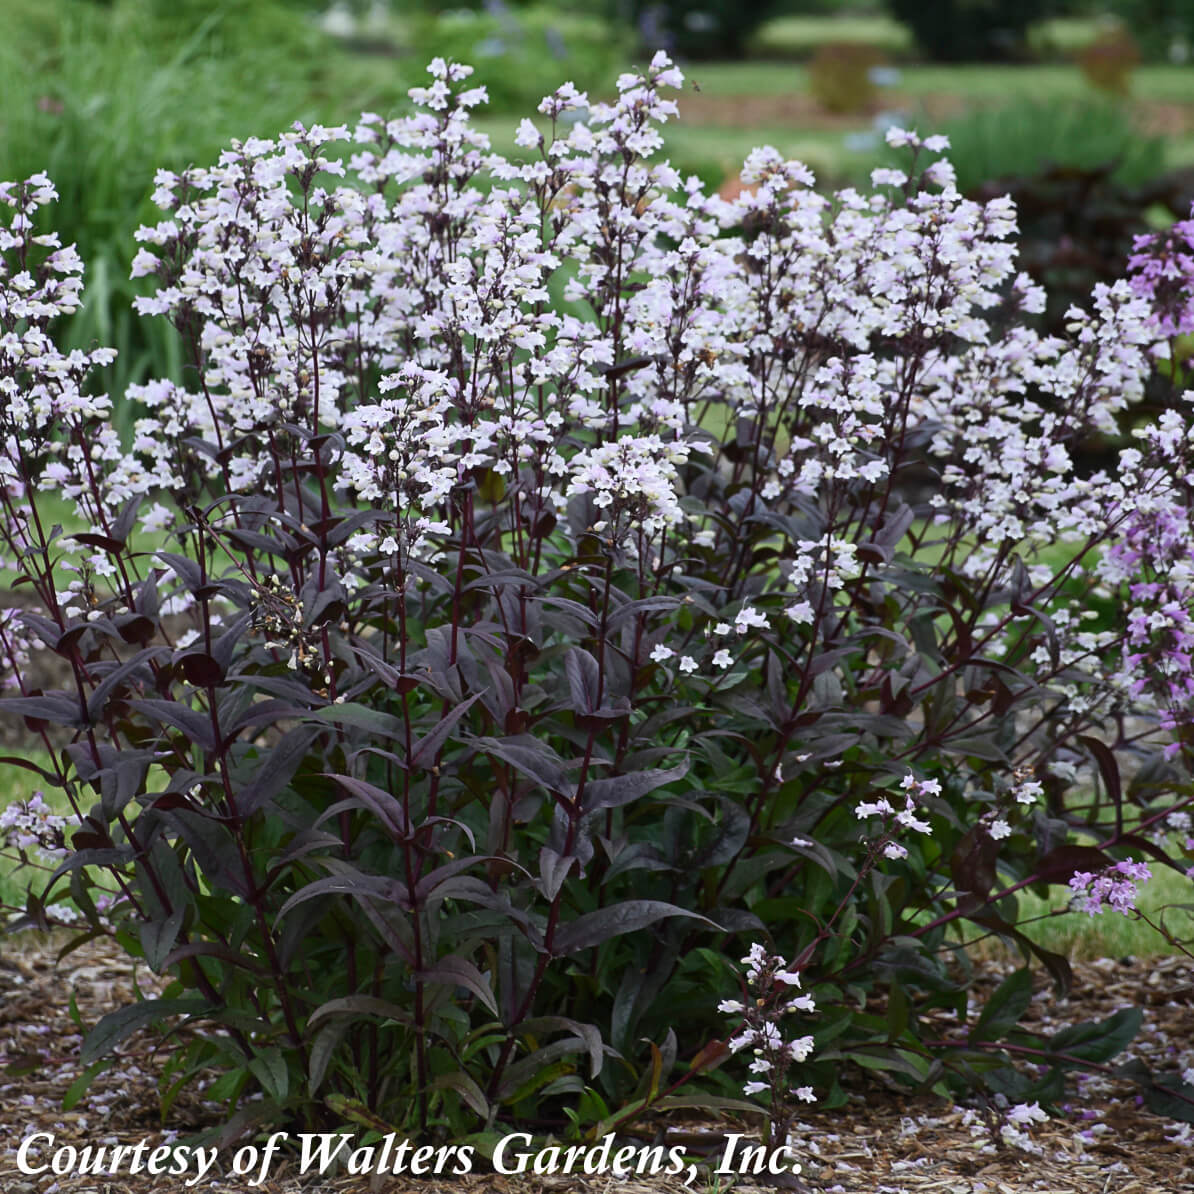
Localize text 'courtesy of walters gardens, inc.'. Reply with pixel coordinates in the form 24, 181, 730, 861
16, 1131, 804, 1187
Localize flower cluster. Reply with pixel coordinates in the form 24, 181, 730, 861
855, 775, 938, 861
720, 944, 817, 1107
0, 607, 35, 693
1098, 410, 1194, 758
1068, 859, 1152, 916
0, 174, 119, 580
567, 435, 691, 543
3, 51, 1170, 653
1127, 203, 1194, 337
0, 793, 79, 863
977, 769, 1047, 841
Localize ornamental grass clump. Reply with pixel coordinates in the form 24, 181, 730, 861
5, 54, 1194, 1144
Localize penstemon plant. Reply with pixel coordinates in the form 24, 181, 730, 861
4, 51, 1194, 1145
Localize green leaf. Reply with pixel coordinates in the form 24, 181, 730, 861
971, 968, 1032, 1044
308, 1021, 349, 1097
307, 995, 414, 1030
655, 1093, 764, 1116
81, 998, 209, 1066
842, 1043, 932, 1083
886, 981, 910, 1043
312, 702, 406, 740
500, 1057, 577, 1105
430, 1071, 490, 1119
520, 1016, 606, 1079
1117, 1059, 1194, 1124
204, 1068, 250, 1104
325, 1093, 393, 1134
249, 1047, 289, 1103
1050, 1007, 1142, 1066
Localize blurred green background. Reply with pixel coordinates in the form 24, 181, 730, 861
1, 0, 1192, 401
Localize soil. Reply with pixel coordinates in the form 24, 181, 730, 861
1, 935, 1193, 1193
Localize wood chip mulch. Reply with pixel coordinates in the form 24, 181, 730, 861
1, 934, 1193, 1193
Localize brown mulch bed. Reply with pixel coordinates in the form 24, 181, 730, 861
1, 935, 1193, 1192
672, 90, 1191, 143
672, 91, 968, 132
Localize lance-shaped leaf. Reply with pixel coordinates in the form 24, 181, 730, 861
155, 551, 204, 594
81, 998, 210, 1066
1049, 1006, 1142, 1066
474, 734, 568, 794
322, 774, 409, 841
496, 1037, 596, 1100
538, 846, 575, 901
276, 871, 394, 921
971, 968, 1032, 1044
308, 995, 414, 1030
128, 698, 217, 753
139, 907, 185, 972
520, 1015, 607, 1077
308, 1020, 349, 1096
1116, 1058, 1194, 1124
0, 693, 86, 730
411, 692, 482, 770
581, 760, 688, 815
552, 900, 720, 955
1034, 843, 1110, 886
416, 955, 499, 1016
163, 941, 268, 977
85, 646, 168, 724
153, 808, 252, 899
236, 724, 322, 817
565, 647, 602, 714
430, 1071, 490, 1120
313, 702, 406, 741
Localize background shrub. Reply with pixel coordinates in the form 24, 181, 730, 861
1094, 0, 1194, 61
617, 0, 784, 59
885, 0, 1052, 61
806, 42, 884, 114
883, 96, 1167, 196
1076, 29, 1141, 95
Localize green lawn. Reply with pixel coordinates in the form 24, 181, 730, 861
0, 748, 71, 912
680, 61, 1194, 103
969, 860, 1194, 962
